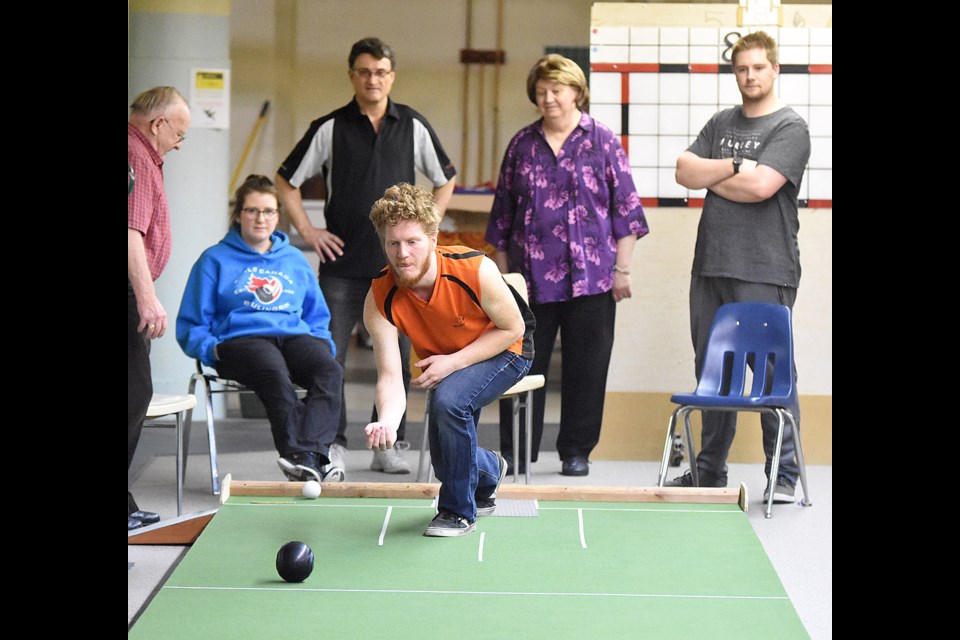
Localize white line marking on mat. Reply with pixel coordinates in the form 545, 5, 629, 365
164, 585, 789, 601
578, 508, 587, 549
378, 506, 392, 546
478, 532, 485, 562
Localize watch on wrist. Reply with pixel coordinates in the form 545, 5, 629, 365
732, 156, 743, 175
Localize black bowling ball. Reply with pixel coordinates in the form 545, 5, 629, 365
276, 541, 314, 583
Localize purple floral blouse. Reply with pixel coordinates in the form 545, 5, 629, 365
485, 112, 649, 304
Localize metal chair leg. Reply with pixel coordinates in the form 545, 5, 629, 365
175, 409, 184, 516
511, 395, 520, 483
416, 389, 432, 482
198, 378, 221, 496
765, 410, 786, 519
523, 390, 532, 484
683, 410, 699, 486
657, 409, 681, 486
789, 411, 812, 508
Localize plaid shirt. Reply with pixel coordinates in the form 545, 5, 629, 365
128, 123, 171, 280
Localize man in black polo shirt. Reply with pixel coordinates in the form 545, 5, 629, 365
276, 36, 457, 478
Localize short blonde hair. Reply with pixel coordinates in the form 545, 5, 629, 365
369, 183, 441, 242
731, 31, 779, 68
526, 54, 589, 111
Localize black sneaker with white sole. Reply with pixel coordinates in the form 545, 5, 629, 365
424, 510, 476, 537
277, 451, 345, 483
476, 451, 508, 517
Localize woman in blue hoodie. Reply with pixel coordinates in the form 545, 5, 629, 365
177, 175, 345, 483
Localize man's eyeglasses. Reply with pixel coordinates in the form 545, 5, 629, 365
352, 68, 393, 80
241, 207, 279, 218
160, 117, 187, 143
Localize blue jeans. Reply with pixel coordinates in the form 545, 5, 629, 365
428, 351, 531, 521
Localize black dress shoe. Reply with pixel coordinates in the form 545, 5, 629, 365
128, 516, 144, 531
129, 510, 161, 525
561, 456, 589, 476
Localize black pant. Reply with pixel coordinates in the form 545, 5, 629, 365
128, 282, 152, 514
499, 292, 616, 461
214, 334, 343, 462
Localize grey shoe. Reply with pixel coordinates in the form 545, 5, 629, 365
664, 469, 727, 488
327, 443, 347, 471
476, 452, 508, 517
370, 441, 411, 474
321, 463, 345, 482
424, 510, 476, 537
763, 478, 796, 504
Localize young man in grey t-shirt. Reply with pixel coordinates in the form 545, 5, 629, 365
668, 31, 811, 504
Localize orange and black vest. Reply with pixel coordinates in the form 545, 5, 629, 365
371, 246, 534, 360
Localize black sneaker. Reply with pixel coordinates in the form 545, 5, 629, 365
424, 510, 476, 537
476, 452, 508, 517
763, 477, 796, 504
664, 469, 727, 488
277, 452, 324, 483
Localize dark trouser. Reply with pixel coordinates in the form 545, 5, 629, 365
214, 335, 343, 462
128, 281, 152, 515
499, 292, 616, 462
690, 275, 799, 483
317, 274, 410, 445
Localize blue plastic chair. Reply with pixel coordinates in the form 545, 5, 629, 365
656, 302, 812, 518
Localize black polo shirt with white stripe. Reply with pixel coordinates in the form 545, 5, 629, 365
278, 98, 456, 278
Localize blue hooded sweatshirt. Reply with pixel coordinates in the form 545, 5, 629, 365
176, 226, 335, 367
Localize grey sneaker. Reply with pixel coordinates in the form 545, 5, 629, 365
424, 510, 476, 537
370, 441, 411, 474
476, 452, 508, 516
327, 443, 347, 471
321, 463, 345, 482
763, 478, 796, 504
664, 469, 727, 488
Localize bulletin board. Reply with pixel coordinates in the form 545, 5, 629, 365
589, 3, 832, 208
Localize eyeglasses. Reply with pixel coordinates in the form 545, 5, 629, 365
352, 68, 393, 80
160, 117, 187, 143
241, 207, 279, 218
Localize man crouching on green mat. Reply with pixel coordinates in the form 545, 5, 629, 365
362, 183, 535, 536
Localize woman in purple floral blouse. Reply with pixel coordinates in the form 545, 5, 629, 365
485, 54, 650, 476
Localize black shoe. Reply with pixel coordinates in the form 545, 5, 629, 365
664, 469, 728, 488
128, 516, 144, 531
503, 453, 526, 476
129, 510, 160, 525
561, 456, 589, 476
424, 510, 476, 537
279, 451, 346, 483
476, 452, 508, 517
277, 452, 323, 483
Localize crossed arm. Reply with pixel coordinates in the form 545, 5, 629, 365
675, 150, 788, 203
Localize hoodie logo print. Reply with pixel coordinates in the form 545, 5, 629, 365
246, 275, 283, 304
